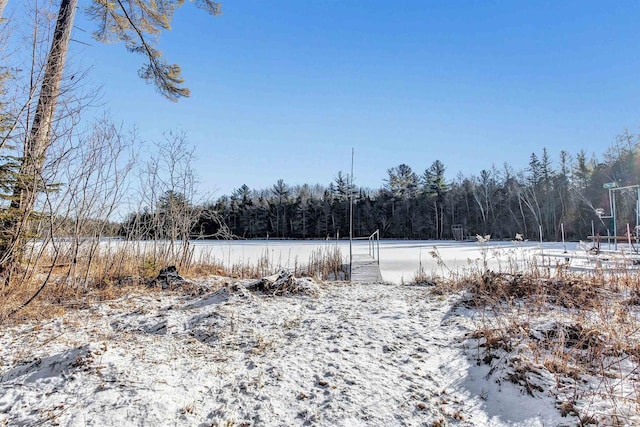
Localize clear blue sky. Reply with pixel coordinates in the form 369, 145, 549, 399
66, 1, 640, 194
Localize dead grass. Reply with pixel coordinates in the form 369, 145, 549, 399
0, 241, 344, 325
303, 246, 347, 280
0, 279, 143, 325
464, 271, 610, 309
418, 247, 640, 425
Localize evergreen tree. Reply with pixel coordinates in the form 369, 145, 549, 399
422, 160, 448, 238
573, 150, 592, 191
528, 153, 541, 187
271, 179, 289, 238
119, 130, 640, 242
385, 164, 418, 237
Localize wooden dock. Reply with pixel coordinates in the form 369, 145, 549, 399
351, 254, 383, 283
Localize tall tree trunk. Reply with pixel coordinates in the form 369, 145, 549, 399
0, 0, 7, 20
1, 0, 77, 268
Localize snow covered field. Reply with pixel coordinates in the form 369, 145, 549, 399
1, 239, 637, 426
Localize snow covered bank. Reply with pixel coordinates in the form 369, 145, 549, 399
3, 239, 637, 426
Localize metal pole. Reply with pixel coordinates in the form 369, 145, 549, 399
637, 188, 640, 245
561, 223, 566, 253
376, 229, 380, 265
539, 225, 543, 256
613, 190, 617, 250
349, 148, 354, 280
370, 235, 373, 257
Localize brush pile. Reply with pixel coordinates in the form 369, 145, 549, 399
148, 266, 186, 290
147, 266, 215, 296
245, 269, 320, 296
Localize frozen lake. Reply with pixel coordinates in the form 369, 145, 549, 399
189, 239, 580, 284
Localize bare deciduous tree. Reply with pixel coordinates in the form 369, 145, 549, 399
125, 130, 215, 269
1, 0, 221, 272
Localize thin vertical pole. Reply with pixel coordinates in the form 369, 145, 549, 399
349, 148, 354, 280
561, 223, 566, 253
539, 225, 543, 256
376, 229, 380, 265
637, 188, 640, 245
627, 223, 632, 251
613, 190, 617, 250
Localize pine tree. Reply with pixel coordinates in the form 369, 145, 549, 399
528, 152, 541, 188
384, 164, 418, 238
271, 179, 289, 238
86, 0, 221, 101
573, 150, 592, 191
422, 160, 448, 238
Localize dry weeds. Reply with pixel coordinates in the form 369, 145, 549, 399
416, 245, 640, 425
0, 242, 345, 325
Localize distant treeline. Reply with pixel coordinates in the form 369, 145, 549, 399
121, 132, 640, 241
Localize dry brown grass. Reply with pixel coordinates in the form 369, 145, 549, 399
0, 277, 142, 325
303, 246, 346, 280
420, 253, 640, 424
0, 242, 345, 325
408, 241, 640, 423
464, 271, 612, 309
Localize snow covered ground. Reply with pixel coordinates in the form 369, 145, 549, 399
1, 239, 637, 426
0, 280, 575, 426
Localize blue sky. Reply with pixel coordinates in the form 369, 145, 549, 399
59, 1, 640, 194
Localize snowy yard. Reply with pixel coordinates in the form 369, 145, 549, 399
1, 280, 574, 426
1, 240, 637, 426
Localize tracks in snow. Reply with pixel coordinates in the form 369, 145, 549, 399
1, 282, 558, 426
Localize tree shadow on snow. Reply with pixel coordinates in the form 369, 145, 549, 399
1, 344, 93, 383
